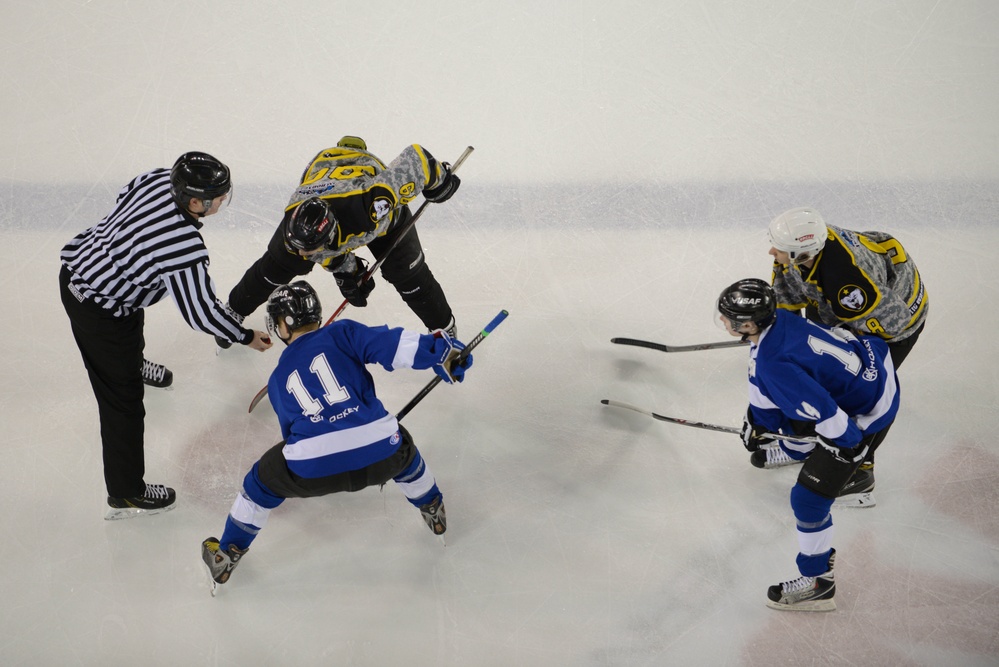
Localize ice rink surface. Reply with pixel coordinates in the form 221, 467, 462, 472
2, 1, 998, 665
2, 182, 998, 666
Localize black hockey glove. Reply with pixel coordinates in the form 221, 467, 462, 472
422, 162, 460, 203
333, 257, 375, 307
740, 407, 776, 452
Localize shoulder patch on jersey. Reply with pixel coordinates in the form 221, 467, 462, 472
390, 431, 401, 445
370, 197, 392, 223
400, 182, 416, 198
838, 285, 868, 312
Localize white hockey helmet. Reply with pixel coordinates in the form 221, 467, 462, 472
768, 207, 827, 262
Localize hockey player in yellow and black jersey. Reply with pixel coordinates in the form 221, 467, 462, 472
767, 207, 928, 369
218, 136, 460, 349
753, 207, 928, 500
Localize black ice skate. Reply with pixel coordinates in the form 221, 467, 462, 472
141, 358, 173, 388
766, 549, 836, 612
833, 463, 876, 509
420, 495, 447, 536
750, 445, 804, 469
201, 537, 248, 596
214, 305, 244, 353
105, 483, 177, 520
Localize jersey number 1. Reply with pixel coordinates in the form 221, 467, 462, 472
285, 353, 350, 419
807, 335, 862, 376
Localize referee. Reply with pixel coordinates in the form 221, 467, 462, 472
59, 152, 273, 520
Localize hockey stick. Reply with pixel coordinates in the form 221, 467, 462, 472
611, 337, 749, 353
248, 146, 475, 413
396, 309, 508, 421
600, 399, 821, 443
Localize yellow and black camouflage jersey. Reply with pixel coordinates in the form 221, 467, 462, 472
285, 144, 447, 272
770, 223, 928, 342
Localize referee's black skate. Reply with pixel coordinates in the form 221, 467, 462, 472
141, 358, 173, 388
105, 483, 177, 520
201, 537, 247, 596
766, 549, 836, 612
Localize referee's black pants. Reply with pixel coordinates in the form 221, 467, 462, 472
59, 266, 147, 498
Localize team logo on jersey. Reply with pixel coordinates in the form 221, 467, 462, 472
838, 285, 867, 312
400, 182, 416, 198
370, 197, 392, 223
390, 431, 401, 445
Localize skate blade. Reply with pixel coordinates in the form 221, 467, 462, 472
764, 460, 804, 469
104, 504, 177, 521
202, 563, 221, 597
766, 598, 836, 612
832, 491, 876, 509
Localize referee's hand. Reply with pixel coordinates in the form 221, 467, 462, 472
246, 330, 273, 351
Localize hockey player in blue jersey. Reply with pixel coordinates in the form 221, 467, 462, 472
201, 281, 472, 593
717, 278, 899, 611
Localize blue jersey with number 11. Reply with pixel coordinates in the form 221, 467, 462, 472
748, 311, 899, 449
267, 319, 445, 478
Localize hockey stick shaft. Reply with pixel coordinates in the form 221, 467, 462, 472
248, 146, 475, 413
600, 399, 820, 443
611, 337, 749, 353
396, 309, 509, 421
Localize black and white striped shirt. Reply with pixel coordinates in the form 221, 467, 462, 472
60, 168, 249, 344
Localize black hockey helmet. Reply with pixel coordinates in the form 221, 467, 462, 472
170, 152, 231, 209
265, 281, 323, 343
284, 197, 338, 253
716, 278, 777, 331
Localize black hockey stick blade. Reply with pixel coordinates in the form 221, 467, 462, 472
611, 337, 749, 353
600, 399, 820, 443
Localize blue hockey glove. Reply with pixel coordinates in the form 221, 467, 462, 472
432, 331, 473, 384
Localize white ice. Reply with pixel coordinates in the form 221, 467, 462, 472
2, 2, 998, 666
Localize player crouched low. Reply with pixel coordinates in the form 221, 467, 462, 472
201, 280, 472, 594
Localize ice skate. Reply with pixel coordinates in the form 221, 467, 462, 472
214, 306, 243, 354
428, 315, 457, 339
215, 335, 232, 352
201, 537, 247, 596
750, 444, 803, 469
141, 358, 173, 388
766, 549, 836, 612
419, 494, 447, 540
833, 464, 876, 509
105, 483, 176, 520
